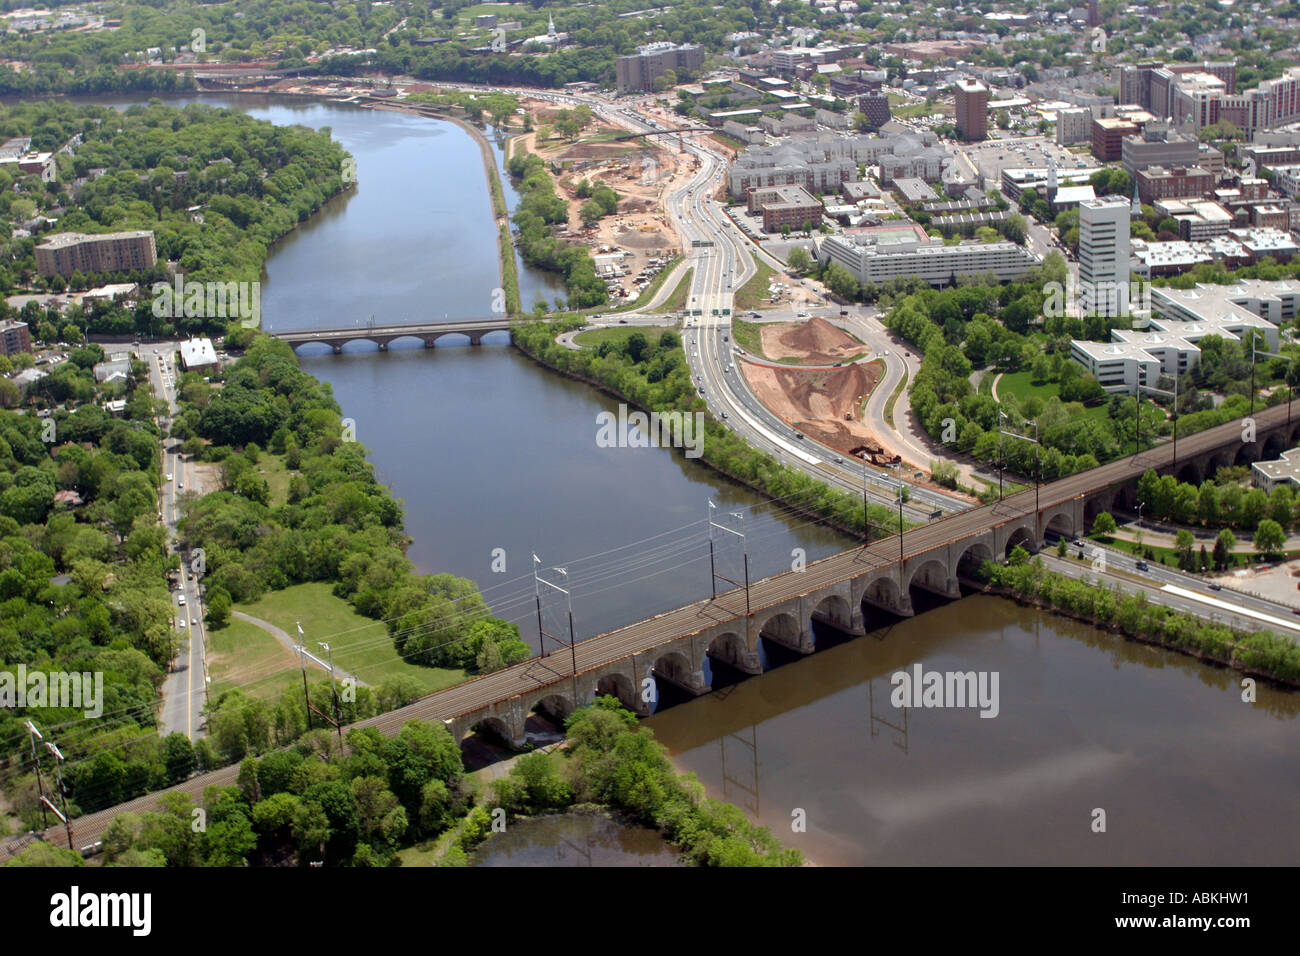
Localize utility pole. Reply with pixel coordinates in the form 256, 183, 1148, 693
25, 720, 47, 829
708, 504, 750, 616
998, 409, 1007, 500
861, 458, 870, 548
296, 622, 312, 731
534, 557, 580, 705
44, 740, 73, 851
999, 418, 1041, 515
318, 641, 344, 751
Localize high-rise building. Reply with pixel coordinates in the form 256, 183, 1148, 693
615, 42, 704, 94
954, 79, 988, 142
0, 320, 30, 356
34, 230, 157, 278
1079, 196, 1132, 317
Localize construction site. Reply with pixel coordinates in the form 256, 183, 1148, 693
516, 97, 699, 300
739, 318, 898, 466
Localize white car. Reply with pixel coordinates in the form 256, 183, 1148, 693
191, 617, 199, 626
177, 594, 186, 606
165, 473, 172, 482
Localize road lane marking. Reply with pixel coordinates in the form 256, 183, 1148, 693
1159, 583, 1300, 633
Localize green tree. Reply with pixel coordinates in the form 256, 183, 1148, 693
1254, 518, 1286, 556
1091, 511, 1117, 536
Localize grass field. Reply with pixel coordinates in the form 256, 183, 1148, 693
251, 453, 292, 507
574, 325, 677, 348
207, 616, 302, 702
659, 266, 693, 315
733, 254, 777, 312
235, 583, 467, 694
729, 317, 768, 357
995, 371, 1110, 420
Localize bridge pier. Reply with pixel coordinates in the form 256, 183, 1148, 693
423, 337, 436, 349
469, 333, 484, 347
377, 341, 388, 352
332, 344, 342, 354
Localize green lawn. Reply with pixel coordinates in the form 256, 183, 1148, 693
252, 453, 292, 507
658, 266, 693, 315
573, 325, 677, 348
733, 254, 777, 312
995, 371, 1110, 420
235, 583, 467, 693
207, 616, 302, 702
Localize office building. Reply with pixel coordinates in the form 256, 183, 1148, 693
1056, 107, 1094, 146
818, 233, 1035, 287
1135, 165, 1214, 204
1078, 196, 1131, 317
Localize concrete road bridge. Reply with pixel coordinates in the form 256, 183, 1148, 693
271, 318, 514, 352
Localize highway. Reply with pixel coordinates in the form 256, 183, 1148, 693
16, 399, 1296, 859
582, 97, 961, 521
148, 344, 208, 740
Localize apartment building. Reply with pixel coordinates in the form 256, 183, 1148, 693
0, 320, 31, 356
615, 42, 704, 93
955, 78, 989, 142
747, 184, 823, 233
34, 230, 157, 278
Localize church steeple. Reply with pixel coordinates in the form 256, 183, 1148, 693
1131, 180, 1141, 218
548, 12, 556, 36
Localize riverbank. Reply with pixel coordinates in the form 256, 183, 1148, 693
975, 560, 1300, 688
512, 321, 904, 540
365, 99, 522, 315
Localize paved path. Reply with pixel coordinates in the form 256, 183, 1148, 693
231, 611, 369, 688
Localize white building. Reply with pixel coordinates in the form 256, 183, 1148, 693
1253, 448, 1300, 492
1151, 279, 1300, 330
818, 234, 1036, 287
179, 337, 218, 371
1055, 106, 1093, 145
1078, 195, 1132, 317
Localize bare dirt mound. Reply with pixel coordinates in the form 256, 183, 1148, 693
743, 360, 893, 460
759, 316, 864, 365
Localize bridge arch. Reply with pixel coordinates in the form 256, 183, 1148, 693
1262, 431, 1287, 460
905, 557, 952, 597
1175, 460, 1203, 485
757, 610, 808, 655
810, 593, 855, 634
1042, 509, 1074, 542
594, 671, 638, 711
467, 715, 515, 748
956, 540, 995, 576
651, 650, 696, 692
1234, 441, 1262, 466
1002, 523, 1037, 557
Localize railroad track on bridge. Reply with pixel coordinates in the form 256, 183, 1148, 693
4, 402, 1291, 860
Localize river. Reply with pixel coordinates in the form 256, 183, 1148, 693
136, 94, 1300, 865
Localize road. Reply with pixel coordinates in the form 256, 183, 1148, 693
576, 98, 961, 520
148, 343, 208, 740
